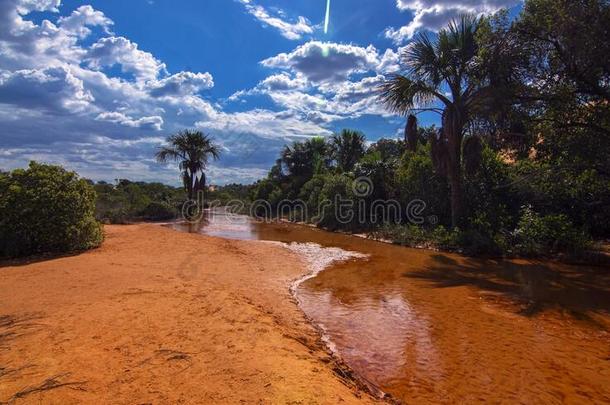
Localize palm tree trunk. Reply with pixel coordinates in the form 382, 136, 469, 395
405, 114, 418, 152
444, 108, 465, 228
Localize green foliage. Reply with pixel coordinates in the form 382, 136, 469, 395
513, 207, 591, 256
0, 162, 103, 258
330, 129, 366, 172
374, 224, 461, 251
396, 144, 450, 226
140, 201, 176, 221
155, 130, 221, 200
247, 1, 608, 258
298, 175, 327, 221
316, 174, 356, 230
94, 180, 183, 224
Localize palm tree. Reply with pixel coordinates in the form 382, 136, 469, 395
380, 15, 488, 228
156, 130, 220, 200
330, 129, 366, 172
281, 137, 329, 178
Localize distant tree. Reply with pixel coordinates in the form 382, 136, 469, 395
366, 138, 405, 162
156, 130, 220, 200
330, 129, 366, 172
381, 15, 490, 228
281, 137, 329, 178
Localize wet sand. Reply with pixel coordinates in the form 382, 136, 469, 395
172, 213, 610, 403
0, 225, 379, 404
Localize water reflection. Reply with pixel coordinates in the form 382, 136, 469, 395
168, 210, 610, 403
169, 209, 259, 240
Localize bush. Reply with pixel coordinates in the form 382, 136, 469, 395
139, 201, 177, 221
376, 223, 428, 246
298, 175, 326, 221
316, 174, 357, 230
94, 180, 185, 224
0, 162, 103, 257
513, 206, 591, 256
396, 144, 451, 227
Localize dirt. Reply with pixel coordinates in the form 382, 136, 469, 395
0, 224, 380, 404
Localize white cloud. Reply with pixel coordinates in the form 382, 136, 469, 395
386, 0, 521, 43
58, 5, 113, 38
0, 1, 404, 185
237, 0, 314, 40
261, 41, 381, 83
148, 71, 214, 97
95, 111, 164, 131
196, 109, 332, 140
0, 66, 93, 112
14, 0, 60, 14
86, 36, 167, 81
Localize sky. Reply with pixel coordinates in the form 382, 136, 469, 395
0, 0, 522, 185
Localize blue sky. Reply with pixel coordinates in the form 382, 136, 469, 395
0, 0, 521, 185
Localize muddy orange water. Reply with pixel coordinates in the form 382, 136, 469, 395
172, 211, 610, 403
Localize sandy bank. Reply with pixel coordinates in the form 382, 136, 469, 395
0, 224, 379, 404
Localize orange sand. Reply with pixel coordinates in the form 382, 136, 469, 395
0, 225, 379, 404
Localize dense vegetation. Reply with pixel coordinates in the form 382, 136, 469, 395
0, 162, 103, 258
249, 0, 609, 256
93, 179, 185, 223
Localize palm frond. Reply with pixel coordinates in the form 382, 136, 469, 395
379, 75, 447, 114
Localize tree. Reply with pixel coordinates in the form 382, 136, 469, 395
156, 130, 221, 200
330, 129, 366, 172
404, 114, 418, 152
380, 15, 491, 228
281, 137, 329, 178
0, 162, 103, 257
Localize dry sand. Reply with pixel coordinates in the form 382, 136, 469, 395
0, 224, 380, 404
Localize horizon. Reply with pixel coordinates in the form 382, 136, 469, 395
0, 0, 522, 186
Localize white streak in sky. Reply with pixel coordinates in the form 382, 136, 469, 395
324, 0, 331, 34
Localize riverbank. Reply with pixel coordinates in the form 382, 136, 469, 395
0, 224, 380, 404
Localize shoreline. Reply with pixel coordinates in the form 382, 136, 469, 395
0, 224, 382, 404
276, 241, 390, 400
272, 218, 610, 267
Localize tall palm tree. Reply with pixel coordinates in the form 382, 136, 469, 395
380, 15, 488, 228
281, 137, 329, 178
330, 129, 366, 172
156, 130, 220, 200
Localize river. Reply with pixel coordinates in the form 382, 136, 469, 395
169, 210, 610, 403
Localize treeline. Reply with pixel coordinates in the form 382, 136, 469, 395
249, 0, 610, 256
93, 179, 184, 223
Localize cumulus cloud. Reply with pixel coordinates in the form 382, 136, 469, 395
386, 0, 521, 43
196, 109, 332, 140
0, 67, 93, 113
237, 0, 314, 40
95, 111, 164, 131
58, 5, 113, 38
261, 41, 381, 83
86, 36, 166, 81
0, 1, 404, 184
148, 71, 214, 97
14, 0, 60, 14
259, 72, 308, 91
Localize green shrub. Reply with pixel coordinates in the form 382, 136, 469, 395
139, 201, 177, 221
513, 206, 591, 255
0, 162, 103, 257
430, 225, 461, 250
374, 224, 428, 247
316, 174, 357, 230
396, 144, 451, 227
299, 175, 326, 221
